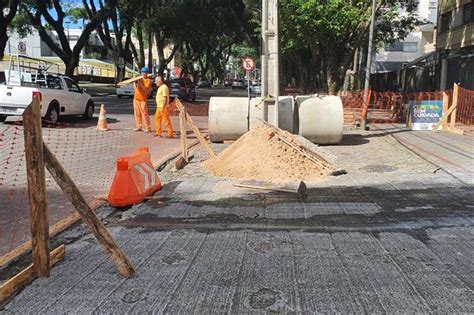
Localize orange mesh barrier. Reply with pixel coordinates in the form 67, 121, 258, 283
457, 86, 474, 125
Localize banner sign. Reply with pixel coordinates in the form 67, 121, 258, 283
409, 100, 443, 131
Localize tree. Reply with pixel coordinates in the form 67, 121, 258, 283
280, 0, 425, 94
83, 0, 135, 81
0, 0, 20, 60
21, 0, 99, 76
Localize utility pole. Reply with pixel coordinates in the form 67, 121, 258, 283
361, 0, 376, 130
261, 0, 280, 127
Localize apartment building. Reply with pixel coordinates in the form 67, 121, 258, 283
437, 0, 473, 89
374, 0, 438, 72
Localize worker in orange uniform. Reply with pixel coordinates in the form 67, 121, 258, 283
154, 76, 174, 138
133, 67, 152, 132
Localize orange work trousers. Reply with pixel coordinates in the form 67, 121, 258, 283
133, 99, 152, 131
154, 105, 173, 137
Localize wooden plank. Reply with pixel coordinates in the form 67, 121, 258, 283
234, 180, 307, 196
22, 96, 50, 278
179, 106, 188, 162
176, 99, 216, 158
42, 143, 135, 278
442, 91, 449, 131
0, 245, 65, 304
432, 103, 457, 131
117, 75, 146, 87
450, 83, 459, 132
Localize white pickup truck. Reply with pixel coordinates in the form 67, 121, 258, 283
0, 74, 94, 124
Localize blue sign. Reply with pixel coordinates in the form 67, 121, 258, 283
410, 100, 443, 130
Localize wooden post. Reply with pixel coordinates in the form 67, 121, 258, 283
42, 143, 135, 278
179, 107, 188, 162
176, 99, 216, 158
22, 96, 50, 278
450, 83, 459, 132
442, 91, 449, 131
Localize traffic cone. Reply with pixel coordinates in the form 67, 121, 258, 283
97, 104, 108, 131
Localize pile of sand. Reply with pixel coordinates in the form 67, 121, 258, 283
203, 124, 331, 183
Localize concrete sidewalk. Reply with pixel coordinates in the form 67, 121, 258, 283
1, 126, 473, 313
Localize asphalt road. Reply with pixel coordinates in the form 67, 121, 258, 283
92, 86, 250, 115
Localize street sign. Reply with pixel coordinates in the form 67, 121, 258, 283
242, 57, 255, 71
18, 42, 26, 54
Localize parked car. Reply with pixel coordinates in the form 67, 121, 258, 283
116, 80, 156, 99
224, 78, 233, 87
232, 79, 247, 90
167, 78, 196, 102
250, 84, 261, 95
197, 79, 212, 88
0, 74, 94, 124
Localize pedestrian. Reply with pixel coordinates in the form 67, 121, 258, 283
133, 67, 152, 132
154, 76, 174, 138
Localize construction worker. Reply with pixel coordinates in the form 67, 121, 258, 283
133, 67, 152, 132
154, 76, 174, 138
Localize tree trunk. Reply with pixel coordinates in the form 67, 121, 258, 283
136, 23, 145, 68
0, 29, 8, 61
64, 57, 79, 77
147, 31, 153, 72
326, 67, 341, 95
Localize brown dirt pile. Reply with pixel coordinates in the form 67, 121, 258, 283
203, 124, 331, 183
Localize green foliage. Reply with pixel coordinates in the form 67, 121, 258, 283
279, 0, 426, 93
9, 9, 33, 38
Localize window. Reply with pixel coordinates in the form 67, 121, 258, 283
64, 78, 81, 93
463, 2, 474, 25
386, 42, 404, 52
403, 42, 418, 52
440, 11, 453, 32
46, 76, 63, 90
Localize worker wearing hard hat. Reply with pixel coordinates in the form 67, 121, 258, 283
154, 76, 174, 138
133, 67, 152, 132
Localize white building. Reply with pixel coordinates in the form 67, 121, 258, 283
6, 29, 105, 59
374, 0, 438, 72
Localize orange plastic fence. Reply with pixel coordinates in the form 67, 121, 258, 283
457, 86, 474, 125
340, 88, 473, 125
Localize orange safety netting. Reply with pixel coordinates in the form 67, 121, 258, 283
0, 118, 168, 262
340, 88, 473, 125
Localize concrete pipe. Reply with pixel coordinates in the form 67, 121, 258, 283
298, 95, 344, 144
294, 94, 318, 134
249, 96, 294, 133
208, 97, 249, 143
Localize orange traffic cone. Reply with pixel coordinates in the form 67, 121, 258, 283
97, 104, 108, 131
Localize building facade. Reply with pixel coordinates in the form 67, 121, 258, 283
374, 0, 439, 72
437, 0, 473, 90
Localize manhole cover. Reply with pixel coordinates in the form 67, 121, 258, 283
248, 288, 279, 309
359, 164, 398, 173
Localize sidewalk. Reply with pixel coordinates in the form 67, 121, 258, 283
2, 126, 473, 313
